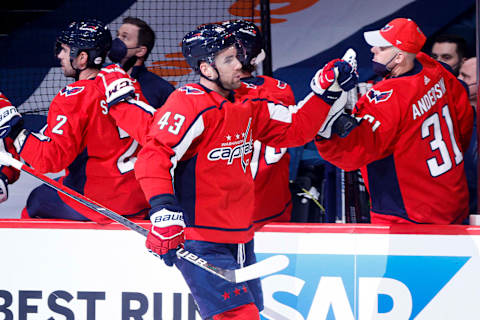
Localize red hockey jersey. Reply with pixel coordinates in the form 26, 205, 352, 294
0, 93, 20, 184
315, 52, 474, 224
236, 76, 296, 230
135, 83, 331, 243
17, 77, 149, 222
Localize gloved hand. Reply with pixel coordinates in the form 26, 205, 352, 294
331, 113, 359, 138
96, 64, 135, 108
146, 195, 185, 267
311, 59, 358, 138
0, 173, 8, 204
311, 59, 358, 104
0, 104, 23, 140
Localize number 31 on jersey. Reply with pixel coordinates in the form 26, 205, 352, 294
157, 111, 186, 135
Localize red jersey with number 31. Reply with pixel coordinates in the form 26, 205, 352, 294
316, 52, 473, 224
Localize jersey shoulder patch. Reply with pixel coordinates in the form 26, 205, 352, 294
59, 85, 85, 97
178, 85, 205, 95
366, 87, 393, 104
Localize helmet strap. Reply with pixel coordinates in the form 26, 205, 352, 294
199, 62, 229, 91
70, 58, 88, 81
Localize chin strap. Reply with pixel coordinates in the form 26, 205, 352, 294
199, 65, 230, 92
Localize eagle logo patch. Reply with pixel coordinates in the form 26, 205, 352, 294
179, 86, 205, 95
366, 88, 393, 104
59, 86, 84, 97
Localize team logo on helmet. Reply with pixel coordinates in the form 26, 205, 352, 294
60, 86, 85, 97
381, 24, 393, 32
366, 88, 393, 104
181, 24, 235, 72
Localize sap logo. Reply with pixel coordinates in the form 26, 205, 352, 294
366, 88, 393, 104
257, 254, 469, 320
60, 86, 84, 97
179, 86, 204, 95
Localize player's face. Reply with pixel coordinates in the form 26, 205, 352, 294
214, 46, 243, 90
371, 46, 398, 65
458, 58, 477, 103
431, 42, 461, 72
57, 44, 76, 78
117, 23, 141, 64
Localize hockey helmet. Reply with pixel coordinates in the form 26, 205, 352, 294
181, 23, 236, 73
224, 20, 265, 72
55, 19, 112, 69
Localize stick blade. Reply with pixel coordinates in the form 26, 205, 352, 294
232, 254, 290, 283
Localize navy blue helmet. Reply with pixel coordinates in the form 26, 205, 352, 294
223, 20, 264, 72
181, 23, 236, 73
55, 19, 112, 69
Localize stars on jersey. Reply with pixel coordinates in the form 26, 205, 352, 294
366, 88, 393, 104
59, 86, 85, 97
221, 285, 249, 300
225, 133, 245, 141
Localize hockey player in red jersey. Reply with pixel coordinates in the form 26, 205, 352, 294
120, 23, 357, 319
0, 93, 20, 204
0, 19, 151, 223
316, 18, 474, 225
224, 19, 296, 230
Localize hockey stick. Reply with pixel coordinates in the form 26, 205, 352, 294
340, 48, 363, 223
0, 152, 289, 283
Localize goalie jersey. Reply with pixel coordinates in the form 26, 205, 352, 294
236, 76, 296, 230
17, 77, 149, 222
135, 83, 331, 243
315, 52, 473, 224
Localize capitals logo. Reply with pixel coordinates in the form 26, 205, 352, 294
367, 88, 393, 104
276, 80, 287, 90
381, 24, 393, 32
207, 118, 253, 172
179, 86, 205, 95
59, 86, 84, 97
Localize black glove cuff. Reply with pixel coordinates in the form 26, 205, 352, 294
149, 194, 179, 208
0, 172, 8, 184
9, 117, 25, 140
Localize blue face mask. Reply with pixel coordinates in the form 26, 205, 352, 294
372, 61, 391, 77
372, 51, 398, 77
108, 38, 128, 63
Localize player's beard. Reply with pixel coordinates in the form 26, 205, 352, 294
221, 73, 242, 90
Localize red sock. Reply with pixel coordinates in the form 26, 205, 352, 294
212, 303, 259, 320
20, 207, 31, 219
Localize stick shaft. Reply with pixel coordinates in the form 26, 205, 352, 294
0, 153, 288, 283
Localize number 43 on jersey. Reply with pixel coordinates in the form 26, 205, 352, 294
157, 112, 186, 135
